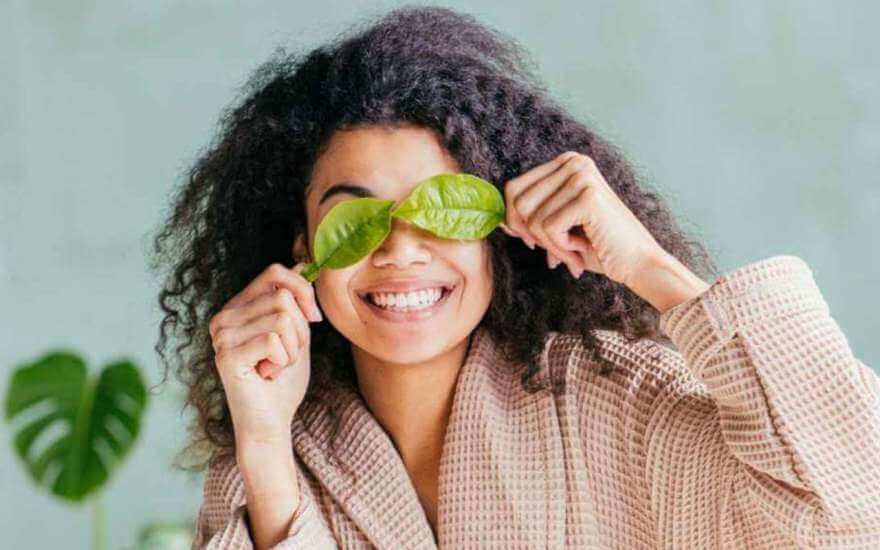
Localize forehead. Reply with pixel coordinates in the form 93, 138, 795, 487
308, 124, 461, 201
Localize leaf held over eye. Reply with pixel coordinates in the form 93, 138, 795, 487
301, 197, 395, 282
390, 173, 505, 240
300, 173, 505, 282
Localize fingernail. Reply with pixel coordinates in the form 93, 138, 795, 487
526, 239, 535, 250
312, 307, 323, 322
567, 263, 578, 278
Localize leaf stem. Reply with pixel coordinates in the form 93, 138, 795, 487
301, 262, 320, 282
92, 494, 106, 550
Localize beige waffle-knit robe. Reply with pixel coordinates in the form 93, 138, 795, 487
192, 255, 880, 548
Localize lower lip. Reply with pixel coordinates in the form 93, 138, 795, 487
360, 287, 455, 323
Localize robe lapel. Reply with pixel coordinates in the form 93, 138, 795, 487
435, 328, 567, 547
291, 327, 566, 548
292, 376, 438, 549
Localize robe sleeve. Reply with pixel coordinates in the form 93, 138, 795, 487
644, 254, 880, 547
190, 452, 338, 549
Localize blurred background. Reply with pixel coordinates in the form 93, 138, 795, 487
2, 1, 878, 548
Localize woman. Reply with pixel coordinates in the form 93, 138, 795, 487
151, 6, 880, 549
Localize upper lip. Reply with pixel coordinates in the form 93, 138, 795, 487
358, 278, 456, 298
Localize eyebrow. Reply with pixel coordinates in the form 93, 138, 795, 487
314, 182, 376, 206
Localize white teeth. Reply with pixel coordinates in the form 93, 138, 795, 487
367, 287, 445, 309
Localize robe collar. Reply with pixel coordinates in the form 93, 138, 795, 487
290, 326, 565, 548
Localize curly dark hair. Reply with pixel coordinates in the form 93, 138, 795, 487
149, 5, 719, 467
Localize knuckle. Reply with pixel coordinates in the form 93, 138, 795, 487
567, 153, 590, 169
550, 220, 567, 237
565, 173, 587, 191
275, 287, 295, 307
268, 262, 287, 278
581, 183, 597, 199
213, 327, 230, 350
274, 312, 293, 330
209, 311, 226, 336
264, 331, 281, 346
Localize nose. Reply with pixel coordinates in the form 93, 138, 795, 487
370, 217, 432, 269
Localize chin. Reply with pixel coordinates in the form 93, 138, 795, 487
377, 344, 446, 366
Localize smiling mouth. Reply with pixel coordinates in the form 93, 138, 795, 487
358, 285, 455, 315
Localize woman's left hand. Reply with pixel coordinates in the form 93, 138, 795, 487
500, 150, 667, 289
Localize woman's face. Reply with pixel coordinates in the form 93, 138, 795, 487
296, 124, 493, 364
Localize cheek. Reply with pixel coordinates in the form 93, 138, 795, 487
480, 243, 494, 296
314, 269, 356, 314
454, 241, 493, 295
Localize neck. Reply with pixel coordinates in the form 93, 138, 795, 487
351, 332, 473, 469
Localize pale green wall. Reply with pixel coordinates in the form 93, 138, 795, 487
2, 1, 878, 548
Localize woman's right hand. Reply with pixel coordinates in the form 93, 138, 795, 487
208, 261, 323, 448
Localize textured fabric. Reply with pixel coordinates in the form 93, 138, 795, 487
191, 255, 880, 549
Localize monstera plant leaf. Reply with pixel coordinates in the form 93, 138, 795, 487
130, 521, 194, 550
4, 350, 148, 502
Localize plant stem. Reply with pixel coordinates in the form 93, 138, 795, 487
92, 494, 106, 550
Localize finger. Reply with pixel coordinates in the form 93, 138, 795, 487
513, 152, 588, 248
516, 160, 589, 261
257, 355, 298, 379
256, 359, 283, 379
535, 218, 577, 270
558, 223, 602, 275
215, 310, 303, 368
573, 244, 602, 275
505, 151, 580, 247
499, 222, 518, 238
499, 222, 529, 247
228, 263, 322, 322
259, 304, 310, 379
249, 288, 310, 362
534, 221, 586, 277
525, 209, 585, 277
505, 150, 580, 197
289, 263, 323, 322
514, 163, 579, 223
511, 178, 559, 250
227, 288, 305, 331
528, 172, 591, 273
217, 288, 290, 331
544, 199, 604, 275
504, 197, 536, 250
218, 332, 288, 380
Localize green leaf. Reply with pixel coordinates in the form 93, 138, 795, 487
300, 197, 395, 282
390, 173, 505, 240
299, 173, 505, 281
4, 350, 148, 502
